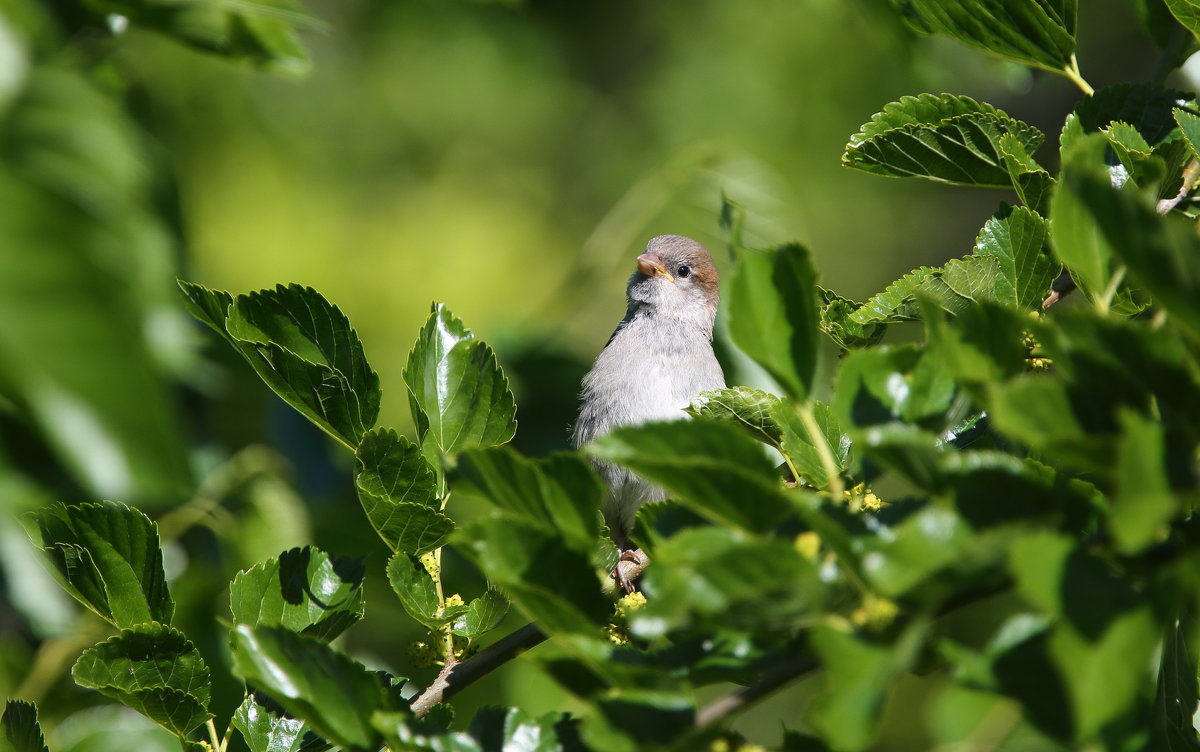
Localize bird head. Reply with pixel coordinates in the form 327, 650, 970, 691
626, 235, 720, 321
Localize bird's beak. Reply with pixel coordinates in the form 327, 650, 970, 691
637, 252, 675, 283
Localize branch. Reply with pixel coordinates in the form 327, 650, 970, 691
409, 622, 547, 717
694, 654, 819, 727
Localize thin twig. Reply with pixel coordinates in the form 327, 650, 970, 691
694, 654, 819, 727
409, 623, 547, 717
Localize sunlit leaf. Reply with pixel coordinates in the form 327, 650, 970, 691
231, 625, 384, 752
230, 546, 365, 642
32, 501, 172, 628
404, 304, 517, 463
233, 691, 329, 752
685, 386, 782, 448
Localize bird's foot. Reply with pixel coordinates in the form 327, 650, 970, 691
612, 547, 650, 594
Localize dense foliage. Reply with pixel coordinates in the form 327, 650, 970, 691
7, 0, 1200, 751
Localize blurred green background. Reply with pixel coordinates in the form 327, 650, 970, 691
0, 0, 1172, 749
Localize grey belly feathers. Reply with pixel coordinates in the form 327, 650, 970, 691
572, 310, 725, 544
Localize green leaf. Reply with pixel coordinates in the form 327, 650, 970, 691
1008, 534, 1162, 740
87, 0, 314, 74
456, 447, 601, 546
922, 299, 1029, 396
468, 706, 583, 752
972, 206, 1060, 309
0, 96, 194, 505
1062, 140, 1200, 336
403, 304, 517, 463
1152, 610, 1200, 751
850, 266, 970, 325
999, 132, 1055, 213
354, 428, 452, 555
809, 619, 929, 751
386, 552, 458, 630
843, 94, 1045, 187
833, 345, 956, 427
1074, 83, 1195, 147
233, 691, 327, 752
231, 624, 384, 752
726, 243, 820, 400
861, 505, 974, 597
457, 516, 611, 635
2, 700, 49, 752
890, 0, 1077, 71
1110, 409, 1176, 553
1050, 133, 1122, 305
685, 386, 783, 447
771, 400, 850, 489
1102, 121, 1159, 187
222, 284, 381, 450
988, 376, 1108, 472
1173, 107, 1200, 160
230, 546, 365, 642
452, 589, 509, 639
630, 528, 822, 638
72, 622, 212, 737
1164, 0, 1200, 42
32, 501, 172, 628
588, 420, 792, 533
818, 288, 887, 350
372, 710, 482, 752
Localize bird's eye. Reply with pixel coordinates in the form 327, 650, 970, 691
677, 265, 691, 279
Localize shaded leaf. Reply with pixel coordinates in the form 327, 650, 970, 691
685, 386, 783, 447
1074, 84, 1196, 147
72, 622, 212, 737
726, 243, 820, 400
32, 501, 172, 628
809, 619, 929, 751
457, 516, 611, 635
1151, 610, 1200, 751
1050, 133, 1123, 306
843, 94, 1044, 187
588, 420, 792, 533
1165, 0, 1200, 43
833, 345, 956, 428
2, 701, 49, 752
861, 505, 974, 597
404, 304, 517, 462
891, 0, 1076, 70
468, 706, 585, 752
231, 624, 383, 752
457, 447, 601, 546
1173, 107, 1200, 160
1110, 409, 1176, 553
630, 528, 822, 638
354, 428, 451, 555
230, 546, 365, 642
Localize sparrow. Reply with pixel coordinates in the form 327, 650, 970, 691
573, 234, 725, 588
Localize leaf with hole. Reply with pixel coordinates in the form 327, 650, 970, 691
230, 546, 366, 642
